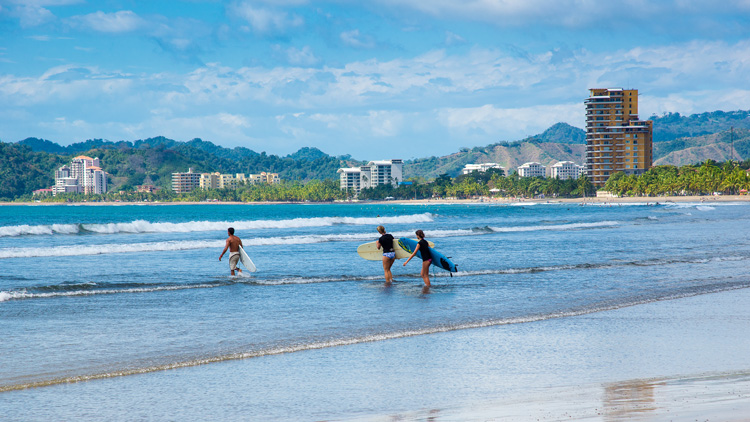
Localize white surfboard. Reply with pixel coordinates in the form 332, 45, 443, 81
238, 246, 257, 272
357, 240, 434, 261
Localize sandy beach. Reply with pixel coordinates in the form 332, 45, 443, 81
3, 194, 750, 207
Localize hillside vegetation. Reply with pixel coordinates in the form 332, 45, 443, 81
2, 108, 750, 200
1, 137, 346, 200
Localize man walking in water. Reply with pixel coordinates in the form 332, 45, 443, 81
219, 227, 243, 275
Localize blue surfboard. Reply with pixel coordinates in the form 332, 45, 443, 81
398, 237, 457, 273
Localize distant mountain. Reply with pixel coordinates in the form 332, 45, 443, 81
287, 147, 330, 161
405, 123, 586, 179
6, 109, 750, 200
522, 122, 586, 144
653, 128, 750, 166
650, 110, 750, 142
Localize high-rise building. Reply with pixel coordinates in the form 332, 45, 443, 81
52, 155, 107, 195
585, 88, 653, 186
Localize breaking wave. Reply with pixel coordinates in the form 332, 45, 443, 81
486, 221, 619, 232
0, 213, 435, 237
0, 222, 625, 259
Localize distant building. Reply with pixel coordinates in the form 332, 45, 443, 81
550, 161, 584, 180
200, 172, 220, 190
137, 175, 159, 193
585, 88, 653, 186
517, 162, 546, 178
260, 172, 280, 184
195, 171, 280, 192
338, 167, 363, 193
52, 155, 107, 195
337, 159, 403, 195
33, 188, 53, 196
172, 168, 201, 193
462, 163, 505, 175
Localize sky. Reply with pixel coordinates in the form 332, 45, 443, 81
1, 1, 750, 159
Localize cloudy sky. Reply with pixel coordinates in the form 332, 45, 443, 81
1, 1, 750, 158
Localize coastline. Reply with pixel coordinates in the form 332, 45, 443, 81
2, 194, 749, 206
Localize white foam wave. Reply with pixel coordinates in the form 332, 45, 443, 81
696, 206, 715, 211
0, 283, 224, 302
250, 275, 384, 285
488, 221, 619, 232
0, 223, 81, 237
0, 213, 435, 237
0, 228, 479, 259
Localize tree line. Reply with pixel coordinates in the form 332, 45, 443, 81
12, 160, 750, 203
604, 160, 750, 196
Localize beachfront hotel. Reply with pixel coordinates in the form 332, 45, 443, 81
517, 162, 546, 178
172, 169, 281, 193
337, 159, 403, 195
550, 161, 585, 180
585, 88, 653, 186
461, 163, 505, 175
52, 156, 108, 195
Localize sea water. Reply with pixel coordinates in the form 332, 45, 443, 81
1, 201, 750, 420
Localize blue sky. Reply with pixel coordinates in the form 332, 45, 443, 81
2, 0, 750, 159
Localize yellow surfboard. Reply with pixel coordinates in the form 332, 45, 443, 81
357, 240, 434, 261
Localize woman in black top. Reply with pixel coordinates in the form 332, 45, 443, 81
376, 225, 396, 284
403, 229, 431, 288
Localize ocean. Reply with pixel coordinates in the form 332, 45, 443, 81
2, 201, 750, 420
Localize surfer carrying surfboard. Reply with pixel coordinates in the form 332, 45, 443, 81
403, 229, 431, 288
375, 225, 396, 284
218, 227, 243, 276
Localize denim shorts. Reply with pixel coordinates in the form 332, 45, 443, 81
383, 252, 396, 259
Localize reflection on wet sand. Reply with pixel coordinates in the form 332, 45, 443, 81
603, 379, 664, 421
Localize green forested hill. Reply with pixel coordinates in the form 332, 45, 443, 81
1, 137, 346, 200
653, 128, 750, 166
650, 110, 750, 142
0, 143, 66, 200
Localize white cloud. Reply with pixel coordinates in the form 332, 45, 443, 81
340, 29, 376, 49
67, 10, 146, 33
373, 0, 750, 28
277, 45, 319, 66
439, 103, 583, 139
229, 2, 303, 33
444, 31, 465, 46
12, 4, 55, 28
4, 38, 750, 156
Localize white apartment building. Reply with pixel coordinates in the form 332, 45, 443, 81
517, 162, 546, 178
338, 167, 363, 193
462, 163, 505, 175
337, 159, 403, 195
550, 161, 585, 180
52, 155, 107, 195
